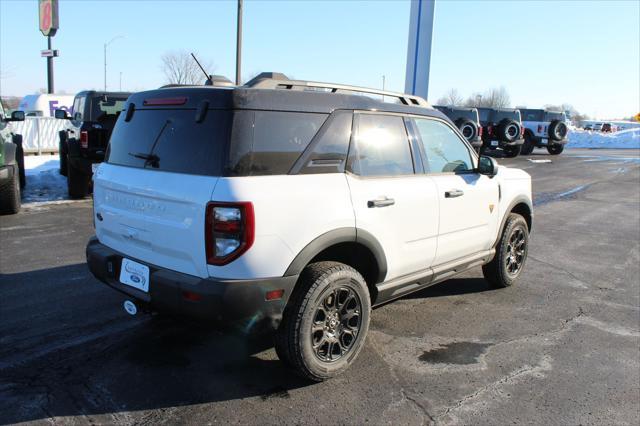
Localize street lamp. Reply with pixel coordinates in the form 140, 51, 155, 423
104, 35, 124, 91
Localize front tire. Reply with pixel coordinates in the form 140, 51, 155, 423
483, 213, 529, 288
275, 261, 371, 381
547, 143, 564, 155
0, 164, 21, 215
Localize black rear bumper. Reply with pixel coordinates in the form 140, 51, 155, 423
86, 237, 298, 331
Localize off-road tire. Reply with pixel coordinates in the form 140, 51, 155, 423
503, 145, 521, 158
547, 143, 564, 155
483, 213, 529, 288
455, 118, 478, 142
275, 261, 371, 381
67, 162, 89, 199
497, 119, 521, 143
59, 140, 68, 177
520, 133, 534, 155
0, 164, 21, 215
548, 120, 568, 141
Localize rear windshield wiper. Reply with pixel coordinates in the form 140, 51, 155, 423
128, 152, 160, 167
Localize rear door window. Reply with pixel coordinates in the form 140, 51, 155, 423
412, 118, 474, 173
107, 109, 231, 176
347, 114, 414, 177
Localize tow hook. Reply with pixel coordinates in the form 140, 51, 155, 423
123, 300, 138, 316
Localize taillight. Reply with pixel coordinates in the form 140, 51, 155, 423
520, 125, 524, 136
205, 202, 254, 265
478, 126, 483, 137
537, 125, 543, 133
80, 131, 88, 149
487, 125, 494, 135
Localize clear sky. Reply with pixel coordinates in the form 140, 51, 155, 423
1, 0, 638, 119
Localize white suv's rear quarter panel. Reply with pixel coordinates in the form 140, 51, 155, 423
209, 174, 354, 279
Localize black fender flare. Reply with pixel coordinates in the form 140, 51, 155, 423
284, 227, 388, 283
493, 196, 533, 247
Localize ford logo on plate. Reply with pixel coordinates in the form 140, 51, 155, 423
130, 275, 141, 283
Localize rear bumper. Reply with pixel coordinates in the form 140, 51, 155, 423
483, 138, 524, 148
530, 135, 568, 145
86, 237, 298, 331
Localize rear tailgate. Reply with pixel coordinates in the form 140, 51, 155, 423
94, 165, 217, 278
93, 95, 232, 278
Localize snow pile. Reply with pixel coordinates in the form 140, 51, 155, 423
567, 128, 640, 149
22, 155, 68, 203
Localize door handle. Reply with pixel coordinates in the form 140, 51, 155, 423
445, 189, 464, 198
368, 197, 395, 208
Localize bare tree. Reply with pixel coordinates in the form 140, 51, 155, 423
161, 50, 214, 85
435, 88, 463, 107
464, 87, 511, 108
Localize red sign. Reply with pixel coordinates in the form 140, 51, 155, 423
39, 0, 59, 37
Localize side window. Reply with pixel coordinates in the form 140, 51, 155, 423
293, 110, 352, 174
348, 114, 414, 177
413, 118, 474, 173
72, 97, 84, 121
226, 111, 327, 176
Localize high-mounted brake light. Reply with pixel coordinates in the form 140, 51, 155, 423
80, 131, 89, 148
143, 97, 188, 106
205, 202, 254, 266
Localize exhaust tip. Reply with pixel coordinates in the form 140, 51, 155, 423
123, 300, 138, 316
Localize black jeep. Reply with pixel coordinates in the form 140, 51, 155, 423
55, 91, 131, 198
433, 105, 482, 151
0, 102, 25, 215
477, 107, 524, 158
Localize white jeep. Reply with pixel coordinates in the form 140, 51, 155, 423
520, 109, 569, 155
87, 74, 533, 381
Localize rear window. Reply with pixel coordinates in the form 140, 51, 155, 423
521, 110, 544, 121
107, 109, 231, 176
107, 109, 327, 177
91, 96, 128, 120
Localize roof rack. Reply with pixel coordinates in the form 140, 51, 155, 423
244, 72, 431, 108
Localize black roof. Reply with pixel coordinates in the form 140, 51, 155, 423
125, 86, 449, 122
75, 90, 132, 98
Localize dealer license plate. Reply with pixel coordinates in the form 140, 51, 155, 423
119, 258, 150, 292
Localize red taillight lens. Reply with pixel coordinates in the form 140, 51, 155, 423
478, 126, 483, 137
80, 131, 88, 149
520, 125, 524, 136
205, 202, 254, 265
487, 125, 494, 135
537, 125, 543, 133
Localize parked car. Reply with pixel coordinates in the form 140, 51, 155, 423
601, 123, 616, 133
519, 109, 568, 155
477, 107, 525, 157
0, 102, 25, 214
86, 74, 533, 381
433, 106, 482, 151
55, 91, 131, 198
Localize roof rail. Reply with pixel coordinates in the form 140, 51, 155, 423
244, 72, 431, 108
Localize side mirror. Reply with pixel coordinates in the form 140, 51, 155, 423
54, 109, 70, 120
478, 155, 498, 177
6, 111, 25, 122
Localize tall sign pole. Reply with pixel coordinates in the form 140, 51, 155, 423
404, 0, 435, 100
39, 0, 59, 94
235, 0, 243, 85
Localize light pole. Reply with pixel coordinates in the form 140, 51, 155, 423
236, 0, 243, 85
104, 35, 124, 91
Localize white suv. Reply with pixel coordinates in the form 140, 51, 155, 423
87, 74, 533, 381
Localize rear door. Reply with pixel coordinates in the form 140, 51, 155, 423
94, 105, 231, 278
409, 117, 499, 265
346, 113, 439, 281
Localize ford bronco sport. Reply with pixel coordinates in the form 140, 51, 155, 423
0, 102, 25, 215
433, 105, 482, 151
86, 74, 533, 381
55, 91, 131, 198
478, 107, 525, 157
519, 109, 568, 155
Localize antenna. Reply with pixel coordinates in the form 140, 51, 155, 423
190, 53, 212, 84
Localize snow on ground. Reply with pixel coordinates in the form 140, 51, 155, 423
567, 128, 640, 149
22, 154, 69, 204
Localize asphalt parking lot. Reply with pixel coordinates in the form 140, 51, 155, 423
1, 148, 639, 425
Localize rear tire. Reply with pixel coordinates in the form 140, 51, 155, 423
67, 161, 89, 199
503, 145, 521, 158
547, 143, 564, 155
483, 213, 529, 288
520, 133, 534, 155
548, 120, 568, 141
0, 164, 21, 215
275, 261, 371, 381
